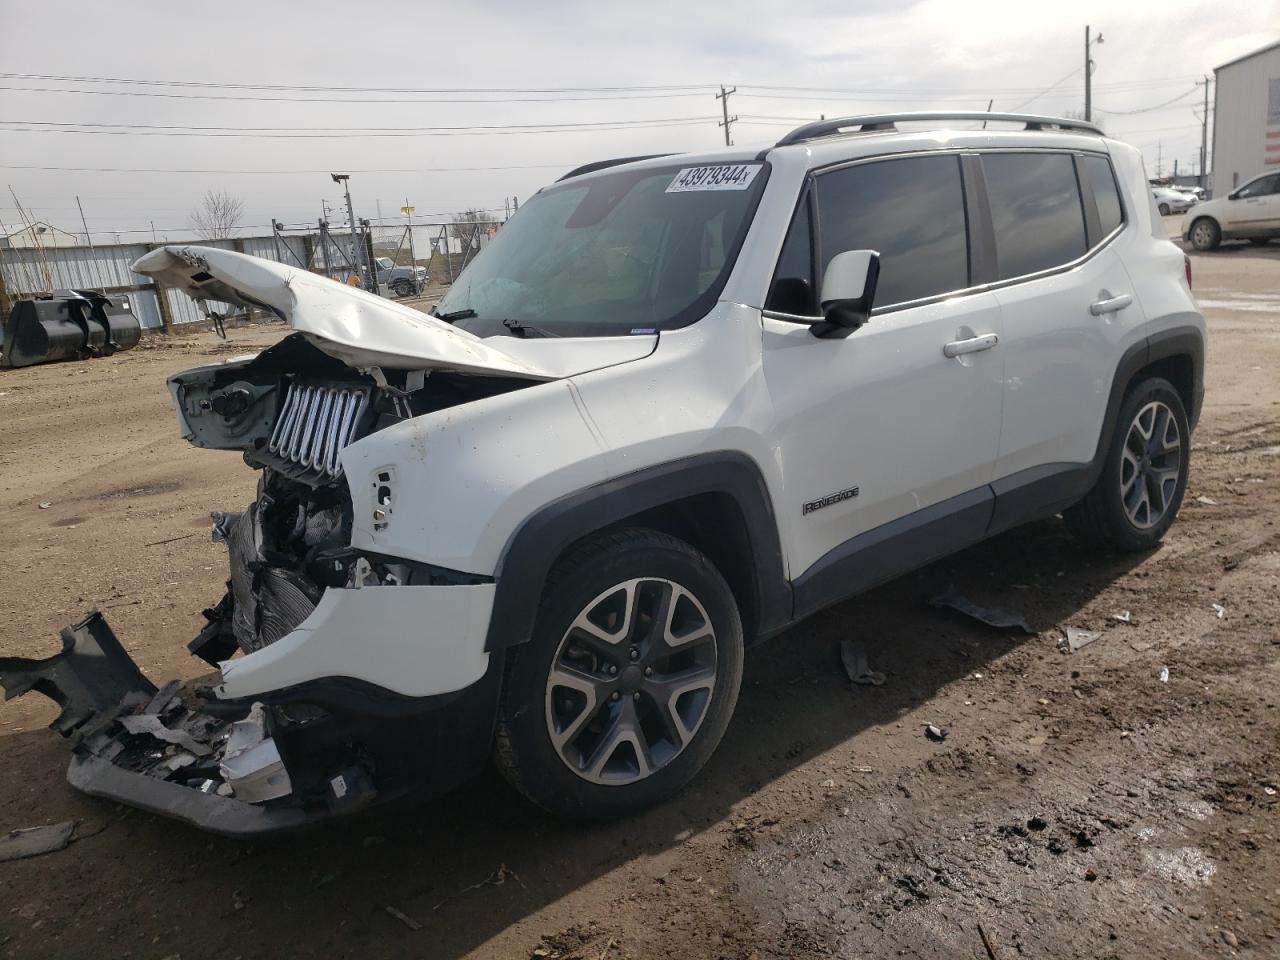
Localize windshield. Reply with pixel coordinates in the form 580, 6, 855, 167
436, 161, 769, 338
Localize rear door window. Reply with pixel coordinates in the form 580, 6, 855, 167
982, 153, 1087, 280
814, 155, 969, 308
1081, 155, 1125, 237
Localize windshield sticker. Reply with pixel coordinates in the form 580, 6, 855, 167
666, 164, 761, 193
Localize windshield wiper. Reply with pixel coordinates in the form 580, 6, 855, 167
430, 307, 476, 323
501, 318, 560, 339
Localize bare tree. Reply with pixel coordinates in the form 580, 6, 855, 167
448, 208, 494, 244
188, 190, 246, 239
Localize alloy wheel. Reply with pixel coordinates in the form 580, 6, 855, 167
545, 577, 718, 785
1120, 400, 1182, 529
1191, 221, 1215, 250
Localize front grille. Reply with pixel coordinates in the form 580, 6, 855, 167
267, 382, 369, 479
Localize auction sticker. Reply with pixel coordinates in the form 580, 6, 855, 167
666, 164, 761, 192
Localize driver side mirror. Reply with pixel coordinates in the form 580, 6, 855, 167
812, 250, 880, 338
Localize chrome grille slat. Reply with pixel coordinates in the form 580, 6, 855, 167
267, 382, 369, 479
268, 385, 298, 453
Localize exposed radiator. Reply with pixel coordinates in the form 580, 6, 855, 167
267, 382, 370, 479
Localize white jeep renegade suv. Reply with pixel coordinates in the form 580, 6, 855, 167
1, 112, 1205, 834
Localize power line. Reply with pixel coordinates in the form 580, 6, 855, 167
0, 117, 718, 139
1094, 87, 1198, 115
0, 72, 716, 94
1006, 68, 1082, 112
3, 117, 716, 133
0, 83, 711, 104
0, 163, 576, 175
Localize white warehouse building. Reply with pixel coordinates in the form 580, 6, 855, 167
1211, 39, 1280, 195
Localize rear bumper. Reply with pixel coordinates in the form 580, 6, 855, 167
1, 611, 503, 837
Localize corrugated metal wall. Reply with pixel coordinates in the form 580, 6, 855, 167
1, 224, 493, 329
0, 234, 309, 329
1212, 43, 1280, 195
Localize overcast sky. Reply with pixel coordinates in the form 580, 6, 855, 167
2, 0, 1277, 243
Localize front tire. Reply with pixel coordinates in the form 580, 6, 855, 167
1189, 217, 1221, 251
1065, 377, 1190, 552
1158, 202, 1171, 216
495, 528, 744, 818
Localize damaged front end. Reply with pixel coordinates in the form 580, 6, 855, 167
0, 332, 521, 836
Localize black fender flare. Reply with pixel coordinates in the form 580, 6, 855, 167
1096, 324, 1205, 472
483, 451, 791, 651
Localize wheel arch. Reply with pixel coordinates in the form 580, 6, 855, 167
1189, 213, 1222, 243
1093, 324, 1205, 477
483, 452, 791, 653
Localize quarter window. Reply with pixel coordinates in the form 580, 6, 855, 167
1081, 155, 1125, 237
983, 153, 1087, 280
766, 194, 815, 314
814, 155, 969, 308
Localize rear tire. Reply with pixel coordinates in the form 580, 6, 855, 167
1189, 217, 1221, 251
495, 527, 744, 818
1065, 377, 1190, 552
1158, 202, 1171, 216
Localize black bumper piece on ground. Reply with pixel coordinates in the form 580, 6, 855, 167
0, 611, 504, 837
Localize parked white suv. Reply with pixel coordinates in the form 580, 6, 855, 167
1, 112, 1205, 835
1183, 170, 1280, 250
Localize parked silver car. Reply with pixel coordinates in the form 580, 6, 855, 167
374, 256, 428, 296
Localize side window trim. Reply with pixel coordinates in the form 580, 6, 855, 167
764, 146, 1130, 320
1073, 153, 1105, 248
764, 179, 821, 319
960, 153, 998, 287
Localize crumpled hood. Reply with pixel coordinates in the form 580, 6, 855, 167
131, 245, 656, 378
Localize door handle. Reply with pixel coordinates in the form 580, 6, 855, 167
1090, 293, 1133, 316
942, 333, 999, 358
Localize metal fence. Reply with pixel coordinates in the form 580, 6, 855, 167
0, 220, 504, 331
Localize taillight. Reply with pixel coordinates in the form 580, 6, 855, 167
1184, 255, 1192, 289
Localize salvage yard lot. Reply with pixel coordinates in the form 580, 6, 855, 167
1, 227, 1278, 959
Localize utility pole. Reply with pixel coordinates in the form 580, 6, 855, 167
401, 199, 418, 294
1196, 74, 1212, 193
1156, 142, 1163, 178
1083, 26, 1103, 122
331, 173, 367, 285
1084, 26, 1091, 122
716, 85, 738, 146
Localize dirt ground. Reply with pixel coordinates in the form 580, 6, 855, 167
1, 223, 1278, 959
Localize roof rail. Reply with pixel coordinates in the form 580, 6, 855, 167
775, 112, 1103, 147
557, 154, 675, 182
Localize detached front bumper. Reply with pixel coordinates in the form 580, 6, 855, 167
0, 611, 502, 837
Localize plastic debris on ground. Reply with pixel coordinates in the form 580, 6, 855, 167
1058, 627, 1102, 653
1159, 666, 1170, 683
925, 724, 948, 742
385, 905, 423, 931
1195, 495, 1218, 505
928, 586, 1035, 634
839, 640, 886, 687
1211, 603, 1226, 619
0, 821, 76, 862
1113, 610, 1133, 624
